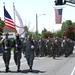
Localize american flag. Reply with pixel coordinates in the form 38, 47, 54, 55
4, 6, 15, 30
55, 8, 63, 24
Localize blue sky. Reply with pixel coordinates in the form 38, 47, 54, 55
0, 0, 75, 33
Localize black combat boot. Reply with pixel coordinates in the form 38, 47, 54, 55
17, 65, 20, 72
29, 66, 32, 72
5, 66, 11, 72
5, 66, 9, 72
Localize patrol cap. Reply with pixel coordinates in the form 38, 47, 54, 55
5, 32, 9, 36
15, 32, 19, 36
27, 35, 32, 38
27, 35, 32, 40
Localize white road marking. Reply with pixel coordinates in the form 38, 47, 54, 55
0, 57, 42, 71
71, 67, 75, 75
0, 61, 27, 70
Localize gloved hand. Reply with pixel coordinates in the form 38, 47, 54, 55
31, 45, 34, 49
5, 46, 8, 49
15, 44, 18, 47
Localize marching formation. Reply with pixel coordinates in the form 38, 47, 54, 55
0, 32, 74, 73
33, 36, 74, 58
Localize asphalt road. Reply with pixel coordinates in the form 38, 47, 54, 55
0, 51, 75, 75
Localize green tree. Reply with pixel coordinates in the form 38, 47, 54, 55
54, 30, 63, 38
72, 22, 75, 26
0, 19, 4, 27
28, 31, 35, 38
41, 31, 53, 38
42, 28, 47, 33
0, 18, 4, 36
28, 31, 41, 39
61, 20, 72, 32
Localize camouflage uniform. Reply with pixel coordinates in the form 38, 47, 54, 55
39, 38, 47, 57
63, 36, 69, 57
1, 33, 11, 72
12, 34, 22, 72
51, 40, 58, 59
23, 36, 35, 72
33, 39, 39, 57
55, 38, 62, 57
46, 38, 52, 57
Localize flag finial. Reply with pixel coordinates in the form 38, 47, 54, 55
3, 2, 5, 7
13, 2, 15, 7
13, 2, 14, 6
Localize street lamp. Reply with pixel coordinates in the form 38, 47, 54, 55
36, 14, 46, 38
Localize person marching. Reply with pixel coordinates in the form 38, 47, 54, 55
51, 40, 58, 59
1, 33, 11, 72
23, 35, 35, 72
12, 34, 22, 72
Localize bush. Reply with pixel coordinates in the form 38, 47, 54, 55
63, 26, 75, 40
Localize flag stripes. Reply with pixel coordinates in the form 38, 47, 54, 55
4, 18, 15, 28
4, 6, 15, 30
55, 8, 63, 24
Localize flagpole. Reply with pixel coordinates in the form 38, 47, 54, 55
3, 2, 5, 29
3, 2, 5, 18
13, 2, 17, 34
13, 2, 15, 25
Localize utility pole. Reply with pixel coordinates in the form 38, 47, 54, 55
36, 14, 38, 39
36, 14, 46, 39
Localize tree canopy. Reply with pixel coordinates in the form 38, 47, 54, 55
63, 26, 75, 40
61, 20, 73, 31
0, 19, 4, 27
